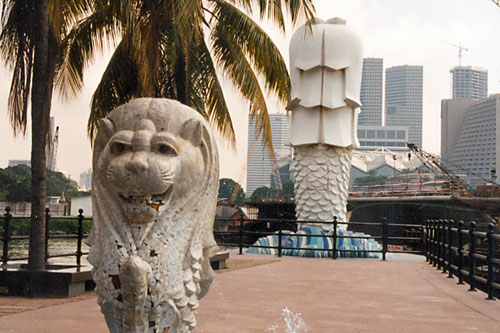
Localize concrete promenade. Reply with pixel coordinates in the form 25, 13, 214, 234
0, 254, 499, 332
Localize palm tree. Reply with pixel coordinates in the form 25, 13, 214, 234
0, 0, 89, 270
60, 0, 315, 149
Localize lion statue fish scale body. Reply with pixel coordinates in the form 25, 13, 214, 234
88, 98, 219, 332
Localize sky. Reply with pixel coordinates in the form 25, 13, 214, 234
1, 0, 499, 190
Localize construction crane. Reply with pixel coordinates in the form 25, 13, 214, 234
444, 41, 468, 67
407, 143, 474, 196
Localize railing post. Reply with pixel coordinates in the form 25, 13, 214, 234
468, 222, 476, 292
238, 215, 244, 255
2, 207, 12, 266
277, 216, 282, 258
486, 223, 495, 300
426, 219, 434, 264
442, 220, 448, 273
332, 217, 337, 260
77, 209, 84, 267
382, 218, 388, 261
441, 219, 447, 273
447, 220, 454, 278
45, 208, 51, 263
436, 220, 442, 270
457, 221, 464, 285
431, 220, 437, 267
425, 220, 429, 262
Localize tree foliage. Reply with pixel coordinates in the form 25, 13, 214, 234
282, 179, 294, 198
353, 171, 388, 186
0, 0, 92, 269
0, 165, 82, 202
218, 178, 245, 203
251, 186, 276, 200
60, 0, 315, 149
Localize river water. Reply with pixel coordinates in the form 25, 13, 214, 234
7, 238, 90, 266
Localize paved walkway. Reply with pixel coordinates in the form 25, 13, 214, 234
0, 254, 499, 332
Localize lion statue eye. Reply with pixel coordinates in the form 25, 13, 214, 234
111, 142, 130, 155
158, 144, 177, 155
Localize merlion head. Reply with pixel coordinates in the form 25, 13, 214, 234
93, 98, 215, 224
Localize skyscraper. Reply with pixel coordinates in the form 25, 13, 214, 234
451, 66, 488, 99
79, 168, 92, 191
359, 58, 383, 125
385, 65, 423, 146
246, 114, 291, 196
441, 95, 499, 187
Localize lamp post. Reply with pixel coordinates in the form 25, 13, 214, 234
392, 155, 397, 195
490, 169, 497, 197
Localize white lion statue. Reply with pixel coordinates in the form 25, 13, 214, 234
88, 98, 219, 332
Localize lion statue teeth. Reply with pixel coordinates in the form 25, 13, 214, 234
88, 98, 219, 332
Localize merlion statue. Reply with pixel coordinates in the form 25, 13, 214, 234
88, 98, 219, 332
289, 17, 362, 231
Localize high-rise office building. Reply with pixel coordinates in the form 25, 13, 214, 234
359, 58, 383, 125
451, 66, 488, 99
441, 95, 499, 187
79, 168, 92, 191
385, 65, 423, 146
246, 114, 291, 196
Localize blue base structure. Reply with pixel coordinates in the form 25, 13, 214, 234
247, 227, 382, 259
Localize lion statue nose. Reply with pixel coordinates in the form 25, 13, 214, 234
125, 153, 149, 174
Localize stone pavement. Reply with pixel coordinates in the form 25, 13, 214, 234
0, 254, 499, 332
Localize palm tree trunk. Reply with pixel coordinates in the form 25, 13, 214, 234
28, 0, 52, 271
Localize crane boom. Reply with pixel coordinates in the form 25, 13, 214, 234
407, 143, 474, 196
444, 40, 468, 67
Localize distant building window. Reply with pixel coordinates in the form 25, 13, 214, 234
386, 142, 396, 147
367, 141, 376, 146
358, 130, 366, 138
376, 142, 385, 147
395, 142, 406, 147
377, 130, 385, 139
397, 131, 406, 139
387, 130, 395, 139
367, 130, 376, 139
387, 106, 397, 114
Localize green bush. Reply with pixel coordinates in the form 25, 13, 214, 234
0, 218, 92, 236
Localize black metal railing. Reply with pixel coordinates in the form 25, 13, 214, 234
213, 217, 424, 260
426, 219, 500, 300
1, 207, 90, 267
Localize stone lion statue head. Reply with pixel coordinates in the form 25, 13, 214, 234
88, 98, 219, 332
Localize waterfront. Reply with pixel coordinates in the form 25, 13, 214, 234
7, 238, 90, 266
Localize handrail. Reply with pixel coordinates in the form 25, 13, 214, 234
1, 207, 89, 267
214, 215, 424, 262
425, 219, 499, 300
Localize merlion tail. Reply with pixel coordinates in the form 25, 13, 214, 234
293, 144, 352, 231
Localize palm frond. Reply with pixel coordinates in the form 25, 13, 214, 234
223, 0, 315, 28
0, 0, 35, 135
56, 2, 120, 100
211, 17, 273, 151
88, 41, 138, 140
189, 35, 235, 144
214, 1, 289, 102
283, 0, 315, 25
48, 0, 93, 40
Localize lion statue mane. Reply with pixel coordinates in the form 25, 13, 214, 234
88, 98, 219, 332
